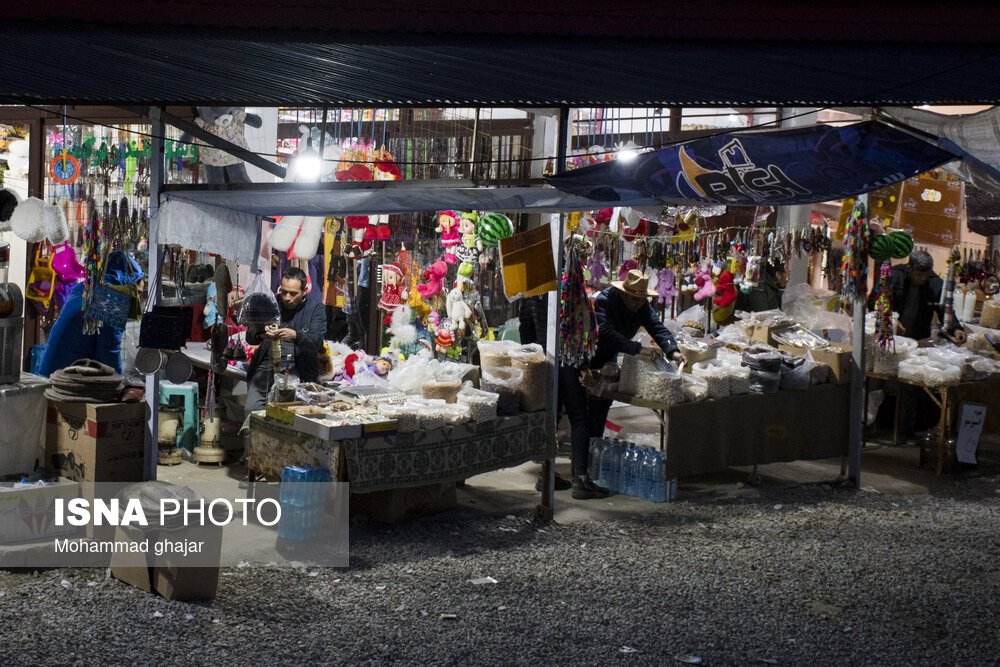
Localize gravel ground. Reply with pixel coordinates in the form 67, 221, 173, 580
1, 472, 999, 666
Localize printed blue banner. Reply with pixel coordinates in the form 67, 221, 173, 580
547, 121, 959, 206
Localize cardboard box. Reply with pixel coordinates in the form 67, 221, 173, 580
265, 402, 303, 425
779, 343, 853, 384
46, 401, 145, 483
350, 482, 456, 524
110, 523, 222, 601
0, 481, 80, 544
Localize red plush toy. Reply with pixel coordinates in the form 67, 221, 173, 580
416, 259, 448, 299
712, 270, 737, 322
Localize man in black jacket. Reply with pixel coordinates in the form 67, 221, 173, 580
245, 266, 327, 418
566, 270, 684, 499
867, 251, 965, 342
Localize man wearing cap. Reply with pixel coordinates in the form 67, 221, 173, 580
565, 269, 684, 499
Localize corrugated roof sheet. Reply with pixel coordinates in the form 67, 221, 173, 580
8, 1, 1000, 42
3, 24, 1000, 107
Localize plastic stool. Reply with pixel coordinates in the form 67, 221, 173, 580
159, 380, 200, 451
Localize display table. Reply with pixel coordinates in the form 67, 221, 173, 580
181, 344, 246, 380
0, 373, 50, 477
895, 377, 1000, 475
248, 410, 556, 498
601, 383, 851, 479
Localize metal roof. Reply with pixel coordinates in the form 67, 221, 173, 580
4, 22, 1000, 107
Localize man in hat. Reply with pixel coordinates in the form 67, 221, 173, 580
563, 269, 684, 499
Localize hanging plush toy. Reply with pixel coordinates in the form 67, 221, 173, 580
617, 258, 639, 282
437, 210, 461, 264
435, 328, 455, 354
455, 211, 480, 278
416, 259, 448, 300
269, 215, 326, 260
585, 249, 609, 289
378, 262, 407, 324
656, 267, 676, 306
693, 265, 716, 301
184, 107, 263, 184
712, 270, 737, 322
365, 151, 403, 243
445, 281, 474, 333
741, 255, 762, 293
388, 303, 417, 348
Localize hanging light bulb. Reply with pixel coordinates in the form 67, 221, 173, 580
294, 137, 321, 181
615, 139, 641, 163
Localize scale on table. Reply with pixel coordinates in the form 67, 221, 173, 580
0, 241, 23, 383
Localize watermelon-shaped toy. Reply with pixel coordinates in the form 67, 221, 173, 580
478, 212, 514, 248
869, 234, 894, 262
887, 230, 913, 259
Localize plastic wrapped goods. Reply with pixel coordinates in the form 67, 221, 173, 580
637, 369, 684, 405
477, 340, 518, 370
481, 366, 523, 416
457, 385, 500, 423
922, 359, 961, 387
749, 369, 781, 393
780, 361, 814, 391
691, 360, 730, 399
378, 403, 421, 433
682, 373, 709, 402
741, 345, 783, 372
727, 365, 751, 395
509, 344, 549, 412
441, 403, 471, 425
897, 357, 927, 384
422, 377, 462, 403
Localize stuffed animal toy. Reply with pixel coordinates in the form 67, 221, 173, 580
416, 259, 448, 299
268, 215, 326, 260
437, 211, 461, 264
291, 124, 342, 182
445, 282, 474, 333
186, 107, 263, 184
679, 265, 698, 295
712, 270, 738, 322
9, 197, 69, 244
585, 249, 609, 289
455, 211, 480, 278
364, 152, 402, 243
656, 267, 676, 306
378, 262, 407, 323
408, 273, 431, 319
617, 259, 639, 283
324, 341, 354, 381
388, 303, 417, 348
693, 267, 716, 301
435, 328, 455, 354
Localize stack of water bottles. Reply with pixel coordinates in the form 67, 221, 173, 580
588, 437, 676, 502
278, 465, 331, 541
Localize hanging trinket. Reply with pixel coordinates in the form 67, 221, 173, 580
874, 260, 894, 349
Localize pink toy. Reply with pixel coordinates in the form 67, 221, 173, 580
437, 211, 461, 264
617, 259, 639, 282
693, 268, 716, 301
416, 259, 448, 299
656, 268, 676, 305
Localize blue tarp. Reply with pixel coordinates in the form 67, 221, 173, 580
547, 121, 959, 207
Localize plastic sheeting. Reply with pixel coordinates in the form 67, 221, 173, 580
156, 197, 262, 265
0, 373, 50, 476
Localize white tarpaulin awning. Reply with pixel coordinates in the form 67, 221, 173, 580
878, 106, 1000, 195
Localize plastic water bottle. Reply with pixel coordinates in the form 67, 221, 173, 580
606, 441, 621, 493
649, 451, 667, 503
634, 447, 650, 498
587, 437, 603, 482
618, 444, 633, 496
598, 439, 614, 489
639, 449, 655, 501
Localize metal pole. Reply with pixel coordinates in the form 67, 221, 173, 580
144, 107, 166, 481
540, 106, 570, 516
847, 192, 868, 486
470, 108, 480, 184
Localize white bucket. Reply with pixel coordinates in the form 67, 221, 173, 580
164, 352, 193, 384
135, 347, 167, 375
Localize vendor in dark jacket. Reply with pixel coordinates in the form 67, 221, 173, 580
866, 251, 965, 343
244, 266, 327, 418
735, 260, 787, 312
566, 270, 684, 499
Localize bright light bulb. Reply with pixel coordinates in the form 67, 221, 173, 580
295, 154, 321, 180
617, 148, 638, 162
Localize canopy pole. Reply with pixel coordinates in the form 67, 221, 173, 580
540, 106, 570, 518
143, 107, 166, 482
846, 192, 868, 486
